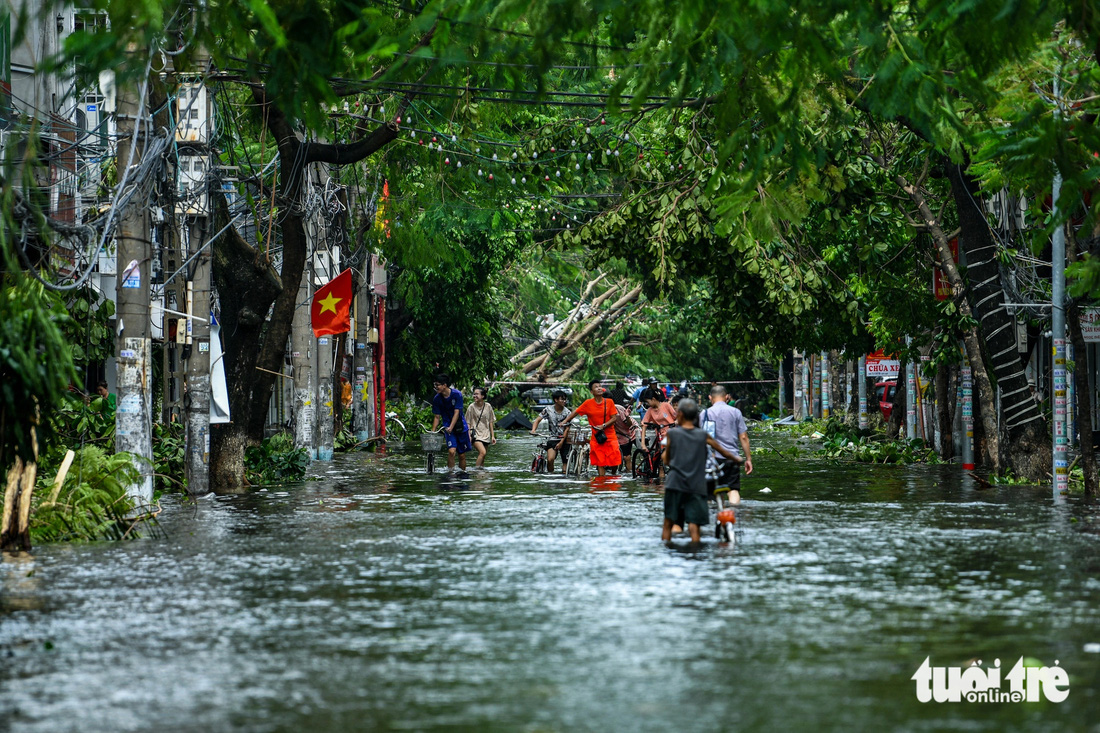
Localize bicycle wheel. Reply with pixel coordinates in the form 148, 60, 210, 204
569, 448, 582, 477
531, 454, 540, 473
427, 452, 435, 474
631, 450, 646, 479
579, 447, 591, 477
387, 417, 408, 442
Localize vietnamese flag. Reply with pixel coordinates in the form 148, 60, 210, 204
311, 269, 353, 337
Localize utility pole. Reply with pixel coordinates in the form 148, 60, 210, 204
858, 356, 868, 430
820, 351, 830, 419
1052, 73, 1069, 497
777, 357, 785, 417
961, 348, 974, 471
179, 51, 212, 495
905, 338, 917, 440
310, 211, 335, 461
291, 264, 315, 458
795, 351, 806, 420
353, 265, 374, 442
114, 54, 153, 505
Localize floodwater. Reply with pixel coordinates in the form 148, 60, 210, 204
2, 431, 1100, 732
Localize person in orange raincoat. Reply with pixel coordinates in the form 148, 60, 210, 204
562, 379, 622, 476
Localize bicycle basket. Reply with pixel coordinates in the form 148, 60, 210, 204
420, 432, 445, 452
567, 426, 591, 445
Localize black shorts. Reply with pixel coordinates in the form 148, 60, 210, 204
665, 490, 709, 527
545, 438, 571, 459
707, 459, 741, 494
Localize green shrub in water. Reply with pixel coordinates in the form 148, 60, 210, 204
245, 432, 309, 485
27, 446, 150, 543
817, 418, 939, 464
153, 421, 186, 492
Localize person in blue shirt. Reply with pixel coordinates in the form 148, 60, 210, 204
430, 372, 472, 473
633, 378, 656, 419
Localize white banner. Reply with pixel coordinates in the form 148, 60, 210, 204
866, 359, 900, 377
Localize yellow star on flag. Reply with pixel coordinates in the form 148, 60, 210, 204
318, 292, 342, 314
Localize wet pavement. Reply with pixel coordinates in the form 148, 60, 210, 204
2, 430, 1100, 731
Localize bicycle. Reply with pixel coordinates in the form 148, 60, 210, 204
713, 490, 737, 543
631, 422, 667, 480
385, 411, 408, 442
420, 429, 445, 474
530, 444, 548, 473
564, 420, 591, 478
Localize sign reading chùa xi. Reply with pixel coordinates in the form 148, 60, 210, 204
865, 349, 900, 378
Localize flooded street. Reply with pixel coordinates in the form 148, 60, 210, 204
3, 432, 1100, 731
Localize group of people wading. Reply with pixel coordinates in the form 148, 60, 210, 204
433, 372, 753, 491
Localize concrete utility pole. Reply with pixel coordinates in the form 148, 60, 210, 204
961, 351, 974, 471
179, 56, 212, 495
858, 356, 868, 430
820, 351, 830, 419
1052, 71, 1069, 496
352, 269, 374, 442
811, 354, 821, 418
114, 55, 153, 505
183, 218, 210, 493
905, 338, 917, 440
311, 232, 335, 462
778, 357, 786, 416
797, 352, 808, 420
291, 264, 315, 458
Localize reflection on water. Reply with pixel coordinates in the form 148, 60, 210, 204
2, 432, 1100, 732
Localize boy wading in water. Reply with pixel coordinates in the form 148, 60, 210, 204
530, 390, 572, 473
661, 399, 742, 543
430, 373, 472, 474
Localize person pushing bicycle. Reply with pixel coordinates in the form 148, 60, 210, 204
530, 390, 572, 473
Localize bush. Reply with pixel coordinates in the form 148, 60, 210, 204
245, 432, 309, 485
153, 421, 185, 492
817, 418, 939, 464
28, 446, 153, 543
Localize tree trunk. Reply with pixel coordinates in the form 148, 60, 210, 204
208, 87, 407, 489
946, 163, 1050, 480
887, 354, 907, 439
210, 195, 284, 492
873, 152, 1001, 470
1, 428, 37, 551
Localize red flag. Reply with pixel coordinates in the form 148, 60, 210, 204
311, 269, 352, 337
